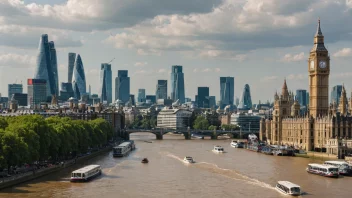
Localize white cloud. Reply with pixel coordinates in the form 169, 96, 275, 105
281, 52, 305, 62
261, 76, 278, 82
0, 53, 35, 68
134, 62, 148, 67
215, 68, 221, 72
157, 69, 166, 73
333, 48, 352, 57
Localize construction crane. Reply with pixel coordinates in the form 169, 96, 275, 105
107, 58, 115, 64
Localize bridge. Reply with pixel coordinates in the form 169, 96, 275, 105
120, 128, 258, 140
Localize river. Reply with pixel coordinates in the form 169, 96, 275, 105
0, 133, 351, 198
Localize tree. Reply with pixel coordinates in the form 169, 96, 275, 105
193, 116, 209, 130
221, 124, 239, 131
208, 125, 217, 130
0, 117, 8, 130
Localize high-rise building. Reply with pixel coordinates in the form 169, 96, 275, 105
68, 53, 76, 83
27, 79, 47, 108
296, 89, 307, 106
156, 80, 167, 100
72, 54, 86, 100
185, 98, 191, 102
129, 94, 136, 106
235, 97, 240, 106
220, 77, 234, 108
331, 85, 343, 105
60, 82, 74, 101
115, 70, 130, 103
238, 84, 252, 110
208, 96, 216, 108
34, 34, 58, 98
171, 65, 185, 103
306, 92, 309, 107
12, 93, 27, 106
8, 84, 23, 98
138, 89, 146, 102
48, 41, 59, 96
99, 63, 112, 104
146, 95, 156, 104
197, 87, 209, 108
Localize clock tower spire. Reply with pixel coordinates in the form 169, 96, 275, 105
308, 19, 330, 118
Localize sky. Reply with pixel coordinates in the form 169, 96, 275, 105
1, 0, 352, 104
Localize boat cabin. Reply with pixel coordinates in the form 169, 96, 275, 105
71, 165, 101, 182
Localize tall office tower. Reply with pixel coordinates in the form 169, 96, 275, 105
99, 63, 112, 104
306, 92, 309, 107
171, 65, 185, 103
146, 95, 156, 104
72, 54, 86, 100
8, 84, 23, 98
34, 34, 57, 98
331, 85, 343, 105
68, 53, 76, 83
27, 79, 47, 109
138, 89, 146, 102
49, 41, 59, 96
208, 96, 216, 108
60, 82, 74, 101
156, 80, 168, 100
220, 77, 234, 108
129, 94, 136, 106
238, 84, 252, 110
296, 89, 307, 106
197, 87, 209, 108
12, 93, 27, 106
115, 70, 130, 103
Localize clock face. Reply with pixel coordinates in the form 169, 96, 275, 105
310, 60, 314, 70
319, 61, 326, 69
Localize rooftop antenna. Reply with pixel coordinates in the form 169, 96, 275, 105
108, 58, 115, 64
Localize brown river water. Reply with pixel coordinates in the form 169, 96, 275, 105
1, 133, 351, 198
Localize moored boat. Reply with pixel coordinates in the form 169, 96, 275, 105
306, 163, 339, 178
275, 181, 301, 196
230, 140, 238, 148
70, 165, 101, 182
324, 161, 352, 176
212, 146, 225, 153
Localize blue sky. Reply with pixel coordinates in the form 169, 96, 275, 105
1, 0, 352, 103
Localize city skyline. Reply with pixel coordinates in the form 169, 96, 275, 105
1, 1, 352, 103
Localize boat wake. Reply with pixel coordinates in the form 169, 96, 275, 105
166, 153, 185, 163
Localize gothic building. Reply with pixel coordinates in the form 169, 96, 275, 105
260, 20, 352, 157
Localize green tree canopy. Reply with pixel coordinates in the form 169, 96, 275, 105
193, 116, 210, 130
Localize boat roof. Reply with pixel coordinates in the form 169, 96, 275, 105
214, 145, 223, 148
325, 161, 349, 165
118, 142, 131, 147
277, 181, 300, 188
308, 163, 337, 169
185, 156, 193, 158
72, 165, 100, 173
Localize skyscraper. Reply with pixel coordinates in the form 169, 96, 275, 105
60, 82, 74, 101
115, 70, 130, 103
8, 84, 23, 98
296, 89, 307, 106
49, 41, 59, 96
138, 89, 146, 102
171, 65, 185, 103
34, 34, 57, 98
146, 95, 156, 104
238, 84, 252, 110
27, 79, 47, 109
331, 85, 343, 105
68, 53, 76, 83
72, 54, 86, 100
197, 87, 209, 108
156, 80, 167, 100
208, 96, 216, 108
99, 63, 112, 104
306, 92, 309, 107
220, 77, 234, 108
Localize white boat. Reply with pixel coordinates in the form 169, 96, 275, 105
70, 165, 101, 182
306, 163, 339, 178
324, 161, 352, 175
275, 181, 301, 196
212, 146, 225, 153
183, 156, 195, 164
230, 140, 238, 147
113, 142, 132, 157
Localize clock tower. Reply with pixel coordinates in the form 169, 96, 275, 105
308, 19, 330, 118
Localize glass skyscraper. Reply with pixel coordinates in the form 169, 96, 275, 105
156, 80, 168, 100
99, 63, 112, 104
197, 87, 209, 108
8, 84, 23, 98
115, 70, 130, 103
220, 77, 234, 108
208, 96, 216, 108
68, 53, 76, 83
296, 89, 307, 106
138, 89, 146, 102
60, 82, 74, 101
72, 54, 86, 100
171, 65, 185, 103
238, 84, 252, 110
34, 34, 58, 98
331, 85, 343, 105
27, 79, 47, 109
146, 95, 156, 104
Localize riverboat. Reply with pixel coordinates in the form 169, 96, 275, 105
212, 146, 225, 153
127, 140, 136, 150
70, 165, 101, 182
275, 181, 301, 196
237, 142, 244, 148
246, 144, 261, 152
183, 156, 195, 163
113, 142, 132, 157
230, 140, 238, 148
141, 158, 149, 163
306, 163, 339, 178
260, 146, 273, 155
324, 161, 352, 176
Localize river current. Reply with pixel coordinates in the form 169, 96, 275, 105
1, 133, 351, 198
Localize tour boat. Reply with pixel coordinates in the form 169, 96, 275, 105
128, 140, 136, 150
141, 158, 149, 163
230, 140, 238, 148
70, 165, 101, 182
306, 163, 339, 178
183, 156, 195, 164
212, 146, 225, 153
275, 181, 301, 196
113, 142, 132, 157
324, 161, 352, 176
